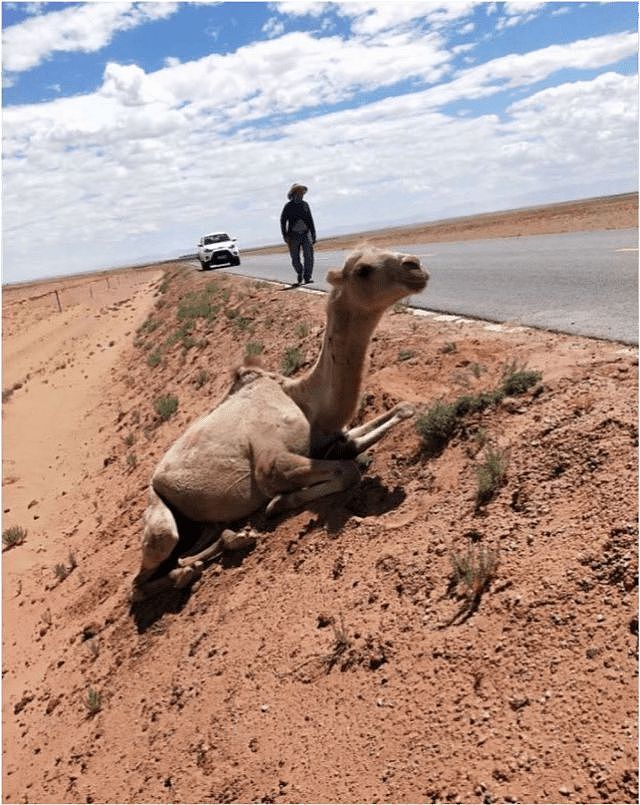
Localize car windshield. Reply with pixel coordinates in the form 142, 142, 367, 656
203, 234, 229, 245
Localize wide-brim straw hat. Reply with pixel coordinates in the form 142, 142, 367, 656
288, 183, 308, 199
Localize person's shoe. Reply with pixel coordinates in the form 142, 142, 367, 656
304, 278, 313, 284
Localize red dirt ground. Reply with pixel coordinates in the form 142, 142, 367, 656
2, 196, 638, 804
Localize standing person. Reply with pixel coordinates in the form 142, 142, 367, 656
280, 183, 316, 285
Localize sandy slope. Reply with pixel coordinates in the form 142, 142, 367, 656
2, 199, 638, 804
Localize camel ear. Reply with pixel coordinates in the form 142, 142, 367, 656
326, 268, 344, 286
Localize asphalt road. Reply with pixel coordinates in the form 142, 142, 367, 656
193, 229, 638, 344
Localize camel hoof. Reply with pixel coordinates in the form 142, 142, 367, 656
396, 402, 415, 419
265, 495, 285, 517
169, 562, 203, 589
221, 528, 257, 552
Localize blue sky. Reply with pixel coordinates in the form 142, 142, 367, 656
2, 1, 638, 283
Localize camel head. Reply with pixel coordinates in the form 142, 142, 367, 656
326, 245, 429, 312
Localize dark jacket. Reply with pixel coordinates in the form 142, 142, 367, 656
280, 198, 316, 242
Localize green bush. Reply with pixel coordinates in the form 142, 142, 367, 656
2, 525, 26, 550
415, 401, 458, 453
501, 361, 542, 396
476, 445, 509, 506
147, 351, 161, 368
154, 394, 179, 421
282, 346, 303, 377
245, 341, 264, 358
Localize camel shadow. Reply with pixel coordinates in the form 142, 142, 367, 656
129, 509, 256, 633
131, 477, 405, 631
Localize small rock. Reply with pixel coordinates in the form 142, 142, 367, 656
559, 785, 571, 796
260, 704, 269, 713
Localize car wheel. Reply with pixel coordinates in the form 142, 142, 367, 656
199, 259, 207, 270
232, 257, 241, 266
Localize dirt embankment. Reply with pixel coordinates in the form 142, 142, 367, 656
2, 197, 638, 804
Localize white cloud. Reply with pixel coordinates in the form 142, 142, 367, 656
263, 17, 286, 38
270, 1, 331, 16
2, 2, 179, 73
496, 0, 545, 30
331, 1, 477, 36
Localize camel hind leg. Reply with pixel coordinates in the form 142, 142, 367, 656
131, 484, 203, 601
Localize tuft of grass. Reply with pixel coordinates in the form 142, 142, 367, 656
281, 346, 304, 377
475, 444, 509, 506
500, 361, 542, 396
177, 284, 220, 322
392, 300, 408, 314
53, 551, 77, 580
3, 525, 27, 550
84, 687, 102, 717
158, 276, 171, 294
194, 369, 210, 389
415, 400, 458, 454
453, 389, 503, 417
126, 452, 137, 470
233, 316, 252, 332
146, 351, 162, 368
445, 540, 499, 625
245, 341, 263, 358
154, 394, 179, 421
398, 349, 415, 362
123, 432, 135, 447
296, 321, 310, 339
440, 341, 457, 354
164, 321, 194, 349
181, 334, 198, 350
137, 316, 159, 335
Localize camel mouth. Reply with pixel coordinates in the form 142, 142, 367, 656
403, 271, 429, 293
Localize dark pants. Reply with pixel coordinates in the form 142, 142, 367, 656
288, 232, 314, 281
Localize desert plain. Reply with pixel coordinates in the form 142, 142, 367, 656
2, 194, 638, 804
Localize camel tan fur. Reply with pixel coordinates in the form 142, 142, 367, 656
132, 246, 428, 600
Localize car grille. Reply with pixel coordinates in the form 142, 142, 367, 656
212, 250, 232, 263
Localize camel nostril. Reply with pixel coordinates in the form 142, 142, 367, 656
401, 256, 421, 270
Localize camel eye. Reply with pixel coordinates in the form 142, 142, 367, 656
356, 263, 373, 278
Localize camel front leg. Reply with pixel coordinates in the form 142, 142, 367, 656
322, 403, 415, 459
257, 451, 361, 517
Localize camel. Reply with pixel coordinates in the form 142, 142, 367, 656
132, 246, 428, 600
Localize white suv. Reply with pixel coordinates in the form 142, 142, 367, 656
197, 232, 240, 269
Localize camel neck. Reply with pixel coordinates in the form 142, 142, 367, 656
286, 291, 382, 431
